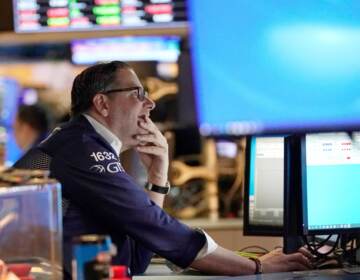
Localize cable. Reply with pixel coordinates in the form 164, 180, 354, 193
302, 234, 340, 258
238, 245, 269, 254
313, 235, 333, 249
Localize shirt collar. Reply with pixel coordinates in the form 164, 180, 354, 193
83, 113, 122, 155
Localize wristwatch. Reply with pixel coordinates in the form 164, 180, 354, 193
145, 181, 171, 195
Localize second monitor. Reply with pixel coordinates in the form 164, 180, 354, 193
301, 132, 360, 235
243, 136, 284, 236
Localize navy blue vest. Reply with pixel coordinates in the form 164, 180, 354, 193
36, 116, 206, 277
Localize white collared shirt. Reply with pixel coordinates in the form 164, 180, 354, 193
83, 114, 122, 155
83, 113, 218, 262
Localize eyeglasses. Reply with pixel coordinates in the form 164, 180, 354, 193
102, 86, 149, 101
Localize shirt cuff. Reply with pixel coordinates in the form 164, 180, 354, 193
194, 229, 218, 260
165, 228, 218, 273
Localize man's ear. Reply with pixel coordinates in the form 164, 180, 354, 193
92, 94, 110, 117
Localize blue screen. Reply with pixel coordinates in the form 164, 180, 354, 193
0, 78, 19, 127
188, 0, 360, 135
303, 133, 360, 232
0, 78, 22, 165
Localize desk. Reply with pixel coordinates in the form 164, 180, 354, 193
132, 264, 219, 279
132, 219, 281, 279
134, 265, 359, 280
133, 220, 358, 280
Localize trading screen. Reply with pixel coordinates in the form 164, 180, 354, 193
189, 0, 360, 136
71, 36, 180, 64
304, 132, 360, 232
248, 137, 284, 226
13, 0, 187, 32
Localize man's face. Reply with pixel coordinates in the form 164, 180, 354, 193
105, 68, 155, 149
13, 117, 26, 150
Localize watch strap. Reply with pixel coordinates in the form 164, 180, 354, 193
249, 257, 263, 274
145, 181, 170, 195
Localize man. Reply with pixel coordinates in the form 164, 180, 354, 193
12, 104, 50, 163
15, 61, 311, 277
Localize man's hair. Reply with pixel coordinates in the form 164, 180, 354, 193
71, 61, 131, 116
17, 104, 50, 133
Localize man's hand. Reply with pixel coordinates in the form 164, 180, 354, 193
0, 260, 20, 280
135, 116, 169, 186
259, 248, 313, 273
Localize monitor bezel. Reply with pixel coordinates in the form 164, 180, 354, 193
243, 135, 283, 237
283, 135, 304, 253
300, 133, 360, 235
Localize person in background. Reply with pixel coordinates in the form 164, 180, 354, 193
15, 61, 312, 278
13, 104, 51, 153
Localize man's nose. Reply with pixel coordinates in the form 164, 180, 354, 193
144, 96, 156, 111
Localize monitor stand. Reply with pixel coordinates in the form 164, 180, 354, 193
283, 135, 303, 253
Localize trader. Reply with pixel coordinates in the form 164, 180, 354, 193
13, 104, 50, 153
16, 61, 311, 278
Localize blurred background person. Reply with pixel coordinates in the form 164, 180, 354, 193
12, 104, 51, 155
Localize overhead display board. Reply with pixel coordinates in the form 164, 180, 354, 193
13, 0, 187, 33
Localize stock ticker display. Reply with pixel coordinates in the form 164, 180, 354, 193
13, 0, 187, 32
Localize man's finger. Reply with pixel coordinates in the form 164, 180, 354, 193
136, 145, 165, 156
298, 247, 313, 260
137, 134, 167, 147
287, 253, 312, 269
289, 261, 311, 271
139, 118, 161, 135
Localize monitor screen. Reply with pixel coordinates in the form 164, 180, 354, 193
188, 1, 360, 136
71, 36, 180, 65
301, 132, 360, 234
13, 0, 187, 33
244, 136, 284, 236
0, 78, 22, 166
0, 78, 20, 128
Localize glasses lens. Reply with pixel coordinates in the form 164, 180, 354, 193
138, 88, 148, 101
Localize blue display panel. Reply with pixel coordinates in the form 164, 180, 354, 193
302, 132, 360, 234
0, 78, 20, 128
0, 78, 22, 165
188, 0, 360, 136
71, 36, 180, 64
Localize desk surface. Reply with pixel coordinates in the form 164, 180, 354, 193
133, 264, 360, 280
181, 218, 243, 230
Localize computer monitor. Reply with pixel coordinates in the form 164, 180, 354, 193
243, 136, 284, 236
0, 78, 22, 166
0, 78, 20, 128
71, 36, 181, 65
188, 1, 360, 136
301, 132, 360, 235
12, 0, 187, 33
